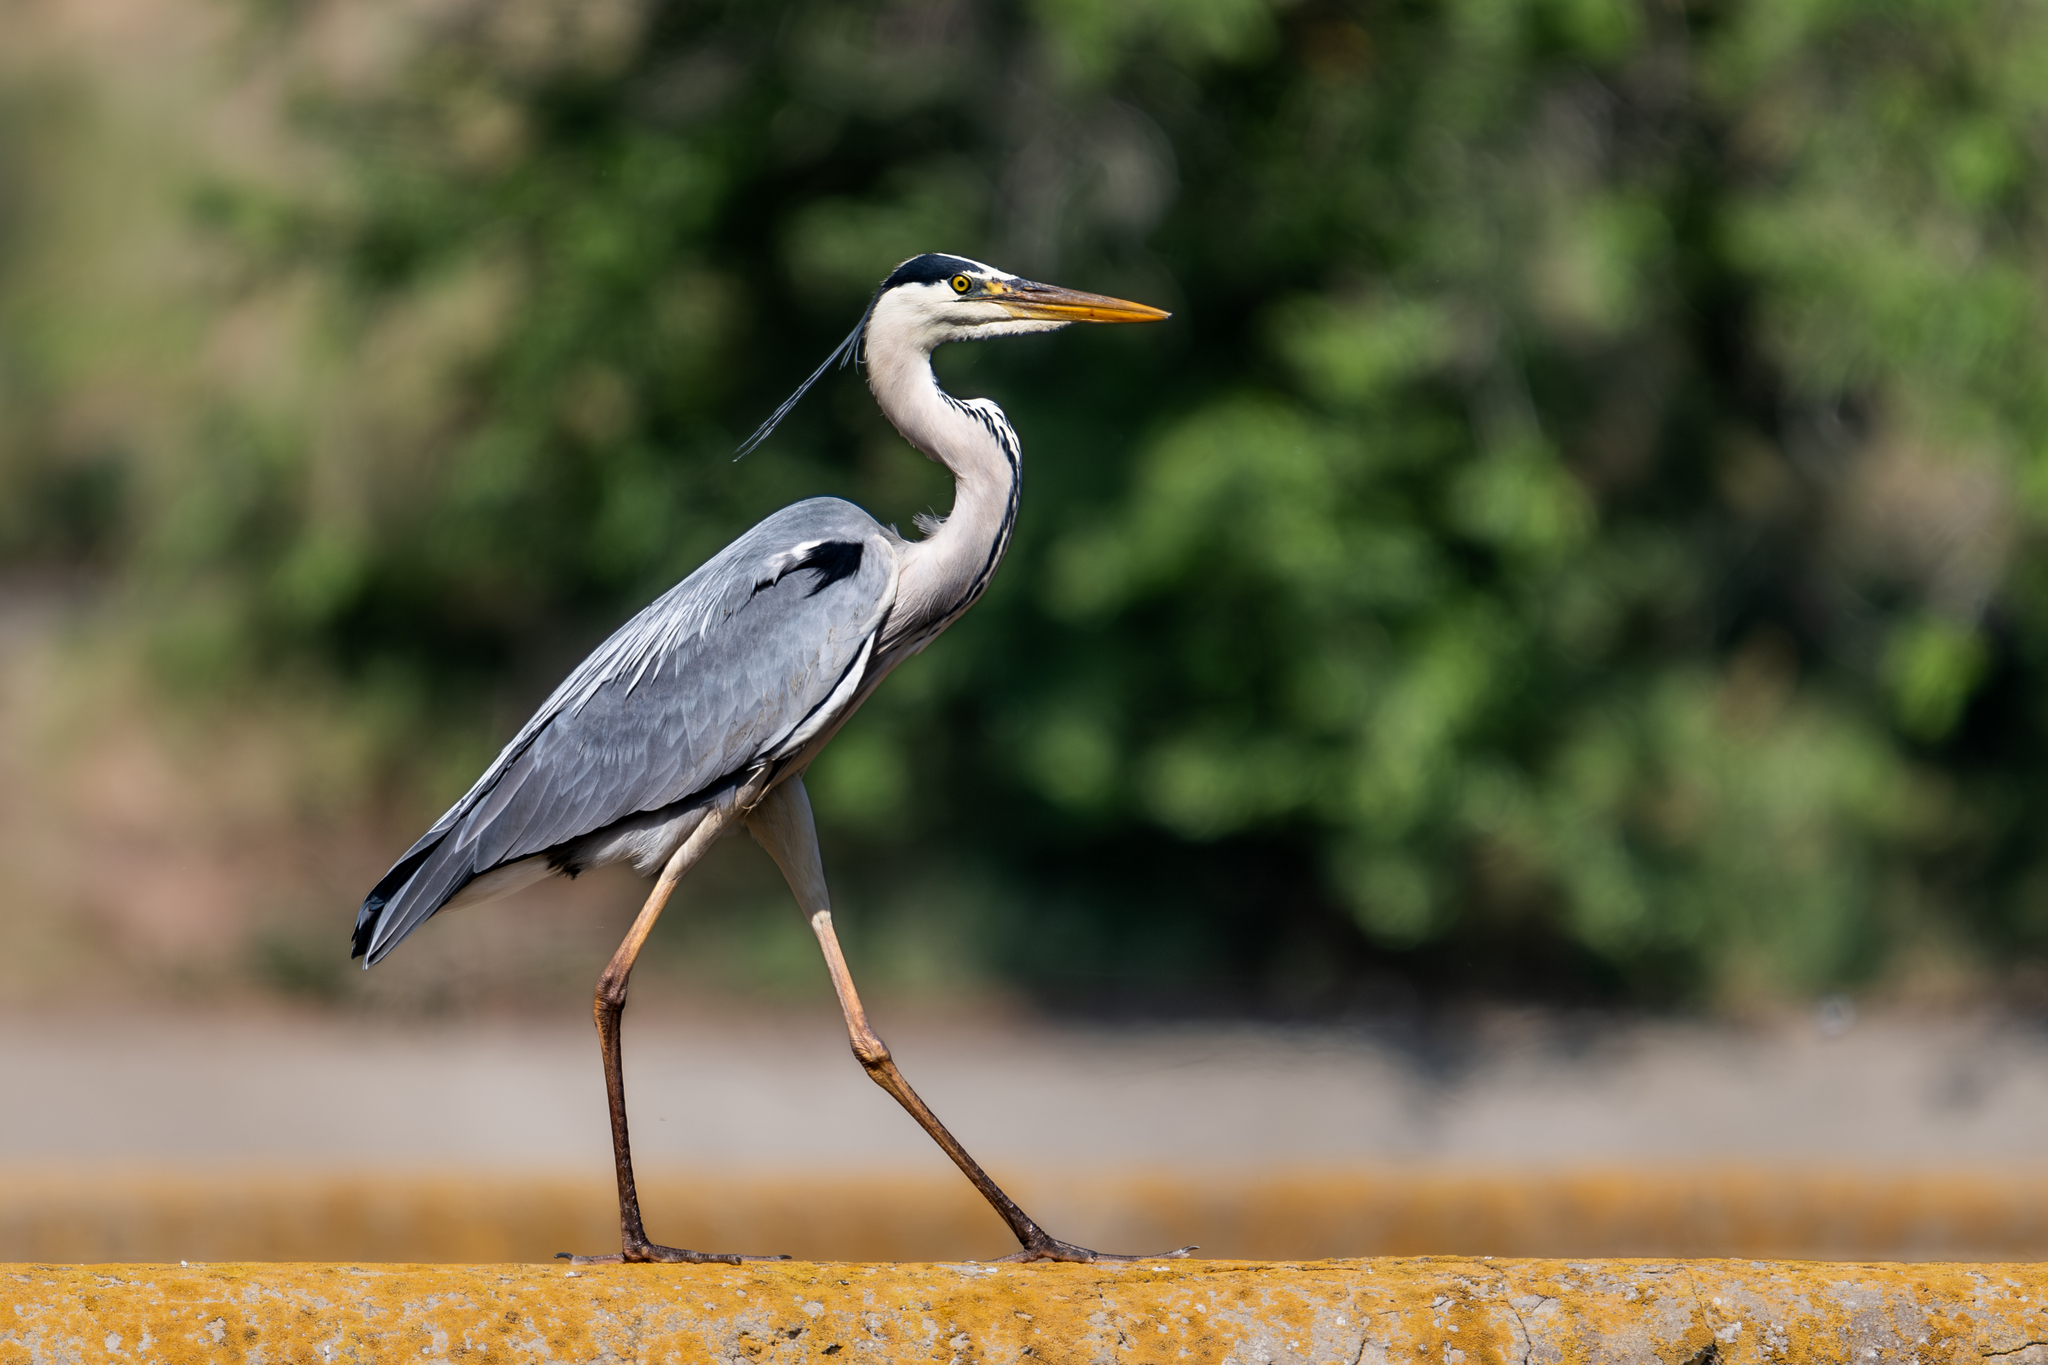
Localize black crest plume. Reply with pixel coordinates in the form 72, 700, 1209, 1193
733, 255, 982, 458
734, 301, 875, 458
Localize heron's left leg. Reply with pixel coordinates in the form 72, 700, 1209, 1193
744, 775, 1195, 1265
564, 790, 790, 1267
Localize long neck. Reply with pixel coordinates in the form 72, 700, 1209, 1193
864, 329, 1021, 652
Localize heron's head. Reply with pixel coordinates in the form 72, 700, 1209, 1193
868, 253, 1170, 350
737, 252, 1167, 455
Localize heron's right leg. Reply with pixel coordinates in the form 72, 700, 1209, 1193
564, 796, 788, 1267
745, 775, 1194, 1265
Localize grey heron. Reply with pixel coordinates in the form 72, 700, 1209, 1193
352, 253, 1182, 1265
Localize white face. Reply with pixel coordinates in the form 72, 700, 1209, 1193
874, 273, 1075, 353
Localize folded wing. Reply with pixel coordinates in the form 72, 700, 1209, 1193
353, 497, 898, 964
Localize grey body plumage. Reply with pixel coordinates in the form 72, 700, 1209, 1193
351, 252, 1175, 1266
353, 497, 897, 964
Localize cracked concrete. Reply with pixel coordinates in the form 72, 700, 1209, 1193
0, 1257, 1986, 1365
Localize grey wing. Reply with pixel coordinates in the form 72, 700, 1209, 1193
353, 497, 898, 964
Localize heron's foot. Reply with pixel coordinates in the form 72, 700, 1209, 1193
992, 1232, 1198, 1265
555, 1245, 792, 1266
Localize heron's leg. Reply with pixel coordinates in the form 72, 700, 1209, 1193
564, 796, 790, 1267
745, 776, 1194, 1265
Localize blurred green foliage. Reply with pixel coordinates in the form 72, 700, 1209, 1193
7, 0, 2048, 1009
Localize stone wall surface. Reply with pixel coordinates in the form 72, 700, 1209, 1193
3, 1258, 2045, 1365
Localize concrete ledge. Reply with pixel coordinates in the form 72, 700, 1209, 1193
4, 1258, 2046, 1364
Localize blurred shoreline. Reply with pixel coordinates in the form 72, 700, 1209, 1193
9, 997, 2048, 1263
7, 1001, 2046, 1169
9, 1165, 2048, 1263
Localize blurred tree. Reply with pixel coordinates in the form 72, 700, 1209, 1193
9, 0, 2048, 1009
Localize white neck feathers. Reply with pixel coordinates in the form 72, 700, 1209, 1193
861, 290, 1023, 647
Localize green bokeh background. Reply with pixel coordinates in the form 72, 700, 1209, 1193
6, 0, 2048, 1011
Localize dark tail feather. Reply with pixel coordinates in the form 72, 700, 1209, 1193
352, 841, 442, 961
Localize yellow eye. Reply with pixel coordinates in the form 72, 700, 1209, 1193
950, 274, 971, 294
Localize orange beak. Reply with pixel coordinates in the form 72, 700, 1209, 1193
986, 278, 1171, 324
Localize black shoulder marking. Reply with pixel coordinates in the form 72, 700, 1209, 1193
885, 253, 980, 288
791, 540, 864, 596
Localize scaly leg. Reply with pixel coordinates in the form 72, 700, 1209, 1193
745, 775, 1195, 1264
562, 790, 790, 1266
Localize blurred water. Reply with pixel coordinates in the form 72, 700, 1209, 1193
5, 1006, 2046, 1169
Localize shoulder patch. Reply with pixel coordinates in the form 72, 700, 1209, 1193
755, 539, 865, 598
792, 540, 864, 596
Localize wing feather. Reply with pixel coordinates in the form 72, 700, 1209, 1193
354, 497, 897, 963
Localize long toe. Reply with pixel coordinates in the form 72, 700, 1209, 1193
558, 1245, 790, 1266
634, 1245, 743, 1266
994, 1236, 1198, 1265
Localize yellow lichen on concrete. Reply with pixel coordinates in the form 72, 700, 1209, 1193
3, 1258, 2047, 1365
